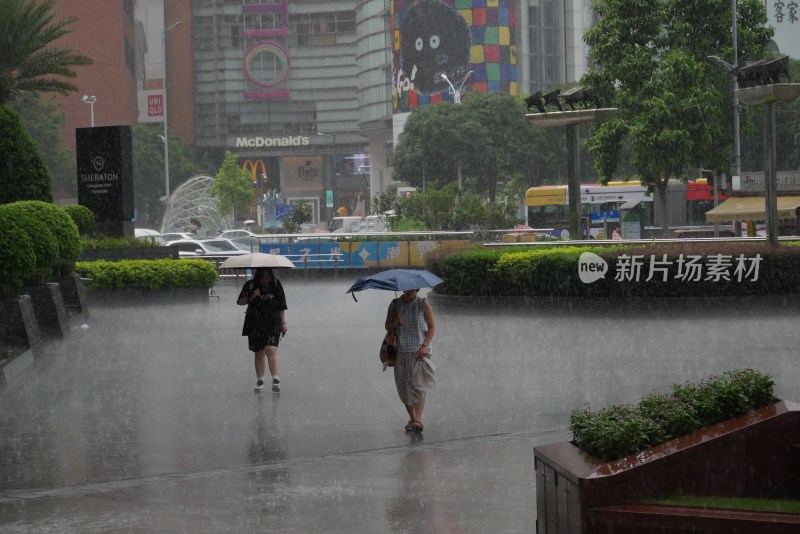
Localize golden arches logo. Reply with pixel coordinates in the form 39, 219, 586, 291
242, 159, 267, 183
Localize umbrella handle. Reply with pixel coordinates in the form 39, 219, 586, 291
351, 293, 358, 302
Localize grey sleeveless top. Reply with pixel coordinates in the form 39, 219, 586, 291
394, 297, 431, 354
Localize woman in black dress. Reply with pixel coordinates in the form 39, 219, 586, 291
237, 268, 288, 392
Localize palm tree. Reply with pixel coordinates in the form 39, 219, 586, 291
0, 0, 92, 105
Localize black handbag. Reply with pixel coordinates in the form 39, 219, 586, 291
380, 332, 397, 367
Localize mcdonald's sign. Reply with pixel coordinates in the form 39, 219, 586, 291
242, 159, 268, 183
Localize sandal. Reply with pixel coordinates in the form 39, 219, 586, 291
405, 420, 414, 432
412, 420, 424, 433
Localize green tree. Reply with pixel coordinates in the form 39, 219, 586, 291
0, 0, 93, 105
392, 92, 561, 201
9, 93, 75, 196
370, 184, 398, 228
132, 124, 201, 227
0, 105, 52, 204
397, 184, 459, 230
282, 199, 312, 234
583, 0, 773, 234
209, 151, 254, 222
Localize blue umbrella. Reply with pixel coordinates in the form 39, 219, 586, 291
346, 269, 443, 301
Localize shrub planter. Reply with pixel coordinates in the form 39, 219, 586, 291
533, 400, 800, 533
21, 283, 70, 340
0, 295, 41, 383
79, 246, 178, 262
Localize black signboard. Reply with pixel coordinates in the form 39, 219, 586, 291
76, 126, 134, 236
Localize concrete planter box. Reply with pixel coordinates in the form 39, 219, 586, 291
86, 286, 212, 305
534, 400, 800, 533
0, 295, 41, 384
21, 283, 70, 340
55, 274, 90, 329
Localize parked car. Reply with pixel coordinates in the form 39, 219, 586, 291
228, 237, 260, 252
218, 229, 257, 239
168, 239, 249, 257
134, 228, 167, 245
161, 232, 200, 243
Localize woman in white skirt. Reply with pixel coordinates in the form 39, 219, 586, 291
385, 288, 436, 433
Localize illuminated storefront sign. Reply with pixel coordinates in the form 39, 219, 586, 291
241, 159, 268, 182
234, 136, 310, 148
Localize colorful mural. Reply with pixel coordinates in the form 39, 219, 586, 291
392, 0, 517, 113
257, 240, 471, 268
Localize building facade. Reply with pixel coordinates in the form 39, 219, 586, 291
51, 0, 141, 152
50, 0, 595, 227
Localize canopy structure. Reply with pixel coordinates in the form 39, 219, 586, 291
705, 196, 800, 223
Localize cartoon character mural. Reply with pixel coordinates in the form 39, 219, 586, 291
392, 0, 518, 114
399, 0, 471, 95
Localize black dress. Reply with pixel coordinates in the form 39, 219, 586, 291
238, 278, 287, 351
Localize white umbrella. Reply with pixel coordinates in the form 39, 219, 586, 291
219, 252, 295, 269
243, 219, 256, 225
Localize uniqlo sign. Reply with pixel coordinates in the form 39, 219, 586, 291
148, 94, 164, 117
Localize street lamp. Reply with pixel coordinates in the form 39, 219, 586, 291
161, 21, 182, 205
157, 135, 169, 200
317, 131, 337, 222
440, 72, 474, 190
81, 95, 96, 127
708, 55, 741, 181
440, 71, 474, 104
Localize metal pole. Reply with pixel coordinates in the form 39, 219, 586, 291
566, 124, 581, 239
764, 101, 778, 246
162, 22, 182, 204
90, 102, 94, 127
732, 0, 741, 181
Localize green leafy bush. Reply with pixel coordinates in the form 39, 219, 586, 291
82, 236, 159, 250
570, 369, 776, 462
431, 246, 516, 296
2, 201, 82, 269
0, 210, 36, 299
429, 242, 800, 298
0, 106, 53, 204
75, 259, 218, 290
63, 204, 96, 236
0, 203, 58, 283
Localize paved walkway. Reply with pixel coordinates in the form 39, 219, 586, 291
1, 274, 799, 532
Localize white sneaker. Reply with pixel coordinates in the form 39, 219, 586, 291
272, 378, 281, 392
254, 379, 264, 392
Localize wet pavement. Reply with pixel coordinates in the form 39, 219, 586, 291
1, 274, 799, 533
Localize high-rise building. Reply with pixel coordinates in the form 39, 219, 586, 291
50, 0, 140, 151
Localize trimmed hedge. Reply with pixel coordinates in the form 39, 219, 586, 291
569, 369, 776, 462
82, 236, 160, 250
75, 259, 218, 290
0, 203, 59, 283
429, 242, 800, 297
0, 106, 53, 205
63, 204, 96, 236
0, 210, 36, 299
2, 201, 82, 269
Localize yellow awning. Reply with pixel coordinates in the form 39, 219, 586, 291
705, 196, 800, 223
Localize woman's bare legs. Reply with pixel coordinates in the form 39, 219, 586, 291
254, 348, 266, 377
265, 346, 281, 377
